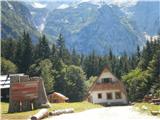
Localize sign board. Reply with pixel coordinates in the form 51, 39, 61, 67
10, 81, 39, 101
8, 76, 49, 113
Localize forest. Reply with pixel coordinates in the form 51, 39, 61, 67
1, 31, 160, 102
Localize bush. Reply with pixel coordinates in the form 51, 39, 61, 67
1, 57, 17, 74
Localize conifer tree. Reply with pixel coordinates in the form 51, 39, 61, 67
56, 33, 71, 65
14, 38, 23, 72
36, 35, 50, 60
21, 32, 33, 72
1, 39, 16, 62
71, 48, 80, 66
50, 43, 58, 66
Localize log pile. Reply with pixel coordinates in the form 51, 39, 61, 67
143, 95, 160, 105
152, 98, 160, 105
49, 108, 74, 116
30, 108, 74, 120
31, 109, 49, 120
151, 110, 160, 116
143, 95, 152, 103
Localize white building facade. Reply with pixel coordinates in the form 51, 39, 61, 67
88, 67, 128, 105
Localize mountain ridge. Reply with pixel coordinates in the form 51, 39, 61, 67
1, 0, 159, 55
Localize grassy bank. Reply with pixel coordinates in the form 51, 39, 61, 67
134, 102, 160, 117
1, 101, 103, 120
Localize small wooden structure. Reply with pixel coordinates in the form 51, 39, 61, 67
48, 92, 69, 103
8, 75, 50, 113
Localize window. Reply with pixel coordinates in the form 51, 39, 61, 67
102, 78, 112, 83
98, 93, 102, 99
106, 93, 112, 100
115, 92, 122, 99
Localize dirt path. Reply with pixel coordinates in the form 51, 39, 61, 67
45, 106, 159, 120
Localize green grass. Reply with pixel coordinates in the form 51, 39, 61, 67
134, 102, 160, 117
1, 101, 103, 120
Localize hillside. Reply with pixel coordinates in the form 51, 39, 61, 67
1, 0, 160, 55
1, 1, 40, 42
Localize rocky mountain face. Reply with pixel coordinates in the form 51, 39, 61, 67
1, 0, 160, 55
128, 1, 160, 36
1, 1, 40, 43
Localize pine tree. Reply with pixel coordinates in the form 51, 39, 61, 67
14, 38, 23, 72
138, 41, 153, 70
56, 33, 71, 65
53, 60, 67, 94
1, 39, 16, 62
50, 43, 58, 65
109, 48, 113, 61
36, 35, 50, 60
71, 48, 80, 66
147, 50, 160, 96
21, 32, 33, 73
56, 34, 65, 58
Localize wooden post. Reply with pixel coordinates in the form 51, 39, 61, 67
20, 75, 32, 111
8, 76, 20, 113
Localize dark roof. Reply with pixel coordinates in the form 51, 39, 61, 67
88, 66, 127, 95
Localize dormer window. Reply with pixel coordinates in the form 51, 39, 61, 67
102, 78, 112, 83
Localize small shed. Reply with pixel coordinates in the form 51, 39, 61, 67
48, 92, 69, 103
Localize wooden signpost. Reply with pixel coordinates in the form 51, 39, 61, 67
8, 75, 50, 113
11, 81, 39, 101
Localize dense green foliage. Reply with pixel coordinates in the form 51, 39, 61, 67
1, 32, 160, 101
1, 57, 17, 74
64, 65, 86, 101
123, 37, 160, 101
29, 59, 54, 93
122, 68, 149, 101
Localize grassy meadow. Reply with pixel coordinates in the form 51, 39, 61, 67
134, 102, 160, 117
1, 101, 103, 120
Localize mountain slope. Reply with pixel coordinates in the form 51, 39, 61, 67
43, 2, 146, 55
1, 1, 159, 55
1, 1, 40, 42
128, 1, 160, 36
